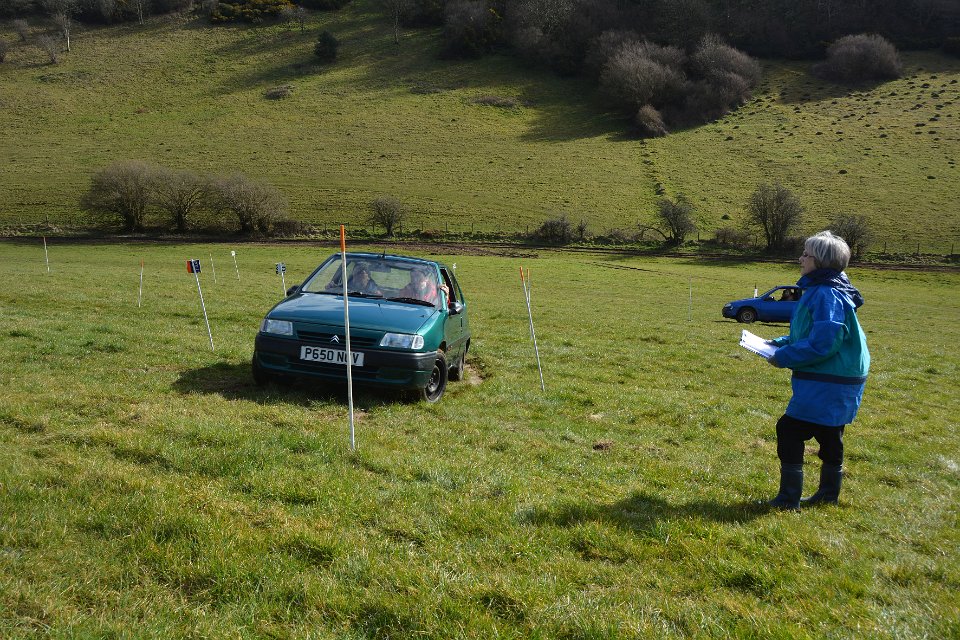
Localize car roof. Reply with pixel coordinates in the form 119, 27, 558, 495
344, 252, 447, 269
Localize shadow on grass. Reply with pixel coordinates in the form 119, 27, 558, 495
173, 361, 404, 409
525, 490, 767, 532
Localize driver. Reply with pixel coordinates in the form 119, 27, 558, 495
399, 268, 442, 305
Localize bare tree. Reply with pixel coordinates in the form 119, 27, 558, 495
746, 182, 804, 251
294, 5, 306, 32
81, 160, 158, 231
12, 19, 30, 42
36, 34, 59, 64
829, 213, 873, 260
382, 0, 411, 45
653, 194, 697, 244
368, 196, 404, 236
152, 168, 211, 233
43, 0, 78, 51
213, 174, 287, 234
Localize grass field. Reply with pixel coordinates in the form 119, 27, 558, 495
1, 239, 958, 637
0, 2, 959, 252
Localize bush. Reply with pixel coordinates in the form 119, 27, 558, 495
634, 104, 668, 137
213, 174, 287, 235
211, 0, 292, 23
746, 182, 804, 251
442, 0, 496, 59
813, 34, 902, 84
0, 39, 9, 63
314, 30, 339, 62
712, 226, 751, 248
12, 19, 30, 41
36, 34, 59, 64
654, 193, 696, 244
584, 30, 639, 77
368, 196, 404, 236
943, 37, 960, 58
81, 160, 158, 232
600, 40, 687, 112
264, 84, 294, 99
829, 214, 873, 260
299, 0, 349, 9
532, 215, 574, 245
152, 168, 211, 233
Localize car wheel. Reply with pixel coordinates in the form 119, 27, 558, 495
418, 352, 448, 403
448, 347, 466, 382
736, 307, 757, 324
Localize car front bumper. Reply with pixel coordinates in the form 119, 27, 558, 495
254, 333, 437, 389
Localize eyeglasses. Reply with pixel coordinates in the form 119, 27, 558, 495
800, 252, 813, 259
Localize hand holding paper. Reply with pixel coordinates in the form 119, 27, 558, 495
739, 329, 779, 359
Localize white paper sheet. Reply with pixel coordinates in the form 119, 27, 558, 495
740, 330, 779, 359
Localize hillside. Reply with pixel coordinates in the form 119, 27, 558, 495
0, 0, 958, 252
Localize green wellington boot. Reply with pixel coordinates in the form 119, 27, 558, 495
768, 463, 803, 510
802, 463, 842, 506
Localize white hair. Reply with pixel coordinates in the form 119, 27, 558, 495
805, 230, 851, 271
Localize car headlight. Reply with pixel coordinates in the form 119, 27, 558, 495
261, 319, 293, 336
379, 333, 424, 349
723, 304, 732, 310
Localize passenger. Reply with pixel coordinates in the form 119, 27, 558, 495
398, 268, 440, 305
780, 289, 797, 301
347, 263, 382, 295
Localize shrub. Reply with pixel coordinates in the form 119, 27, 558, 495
829, 214, 873, 260
942, 37, 960, 58
213, 174, 287, 235
442, 0, 496, 59
299, 0, 349, 9
814, 34, 902, 84
12, 19, 30, 41
654, 193, 696, 244
81, 160, 158, 232
314, 30, 339, 62
712, 226, 751, 248
532, 215, 574, 245
634, 104, 668, 137
746, 182, 804, 251
211, 0, 292, 23
36, 34, 59, 64
152, 168, 211, 233
368, 196, 404, 236
264, 84, 294, 99
600, 40, 686, 112
0, 39, 9, 63
584, 30, 639, 77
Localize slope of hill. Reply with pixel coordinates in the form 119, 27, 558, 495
1, 1, 958, 252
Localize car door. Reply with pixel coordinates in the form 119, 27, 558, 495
761, 287, 796, 322
439, 267, 468, 359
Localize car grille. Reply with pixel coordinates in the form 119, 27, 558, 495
296, 328, 379, 348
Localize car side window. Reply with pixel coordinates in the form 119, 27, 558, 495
440, 269, 457, 303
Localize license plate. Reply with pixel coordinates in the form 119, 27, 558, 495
300, 346, 364, 366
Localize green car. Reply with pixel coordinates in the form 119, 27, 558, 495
253, 252, 470, 402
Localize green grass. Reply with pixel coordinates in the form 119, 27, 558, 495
1, 239, 958, 637
0, 3, 959, 252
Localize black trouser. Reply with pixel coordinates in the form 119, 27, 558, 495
776, 414, 845, 466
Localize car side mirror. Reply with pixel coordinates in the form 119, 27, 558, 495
448, 301, 465, 315
286, 285, 300, 297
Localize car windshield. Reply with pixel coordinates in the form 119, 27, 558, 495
301, 256, 442, 307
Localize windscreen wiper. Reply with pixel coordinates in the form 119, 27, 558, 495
386, 297, 435, 307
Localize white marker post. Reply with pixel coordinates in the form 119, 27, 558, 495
276, 262, 287, 296
138, 259, 144, 308
43, 236, 50, 273
210, 253, 217, 284
231, 250, 240, 281
688, 278, 693, 322
187, 259, 214, 352
340, 226, 355, 451
520, 267, 545, 391
754, 284, 758, 298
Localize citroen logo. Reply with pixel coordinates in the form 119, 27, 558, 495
330, 335, 340, 344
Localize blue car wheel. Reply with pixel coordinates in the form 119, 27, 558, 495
736, 307, 757, 323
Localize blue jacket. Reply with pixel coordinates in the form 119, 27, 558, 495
770, 269, 870, 427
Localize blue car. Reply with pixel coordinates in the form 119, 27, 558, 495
253, 252, 470, 402
722, 286, 802, 324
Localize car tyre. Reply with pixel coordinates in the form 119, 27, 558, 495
736, 307, 757, 324
252, 352, 273, 386
448, 346, 467, 382
418, 351, 448, 403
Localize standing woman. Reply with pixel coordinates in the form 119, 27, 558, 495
766, 231, 870, 509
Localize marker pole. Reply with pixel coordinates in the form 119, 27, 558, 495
520, 267, 545, 391
341, 226, 355, 451
138, 259, 144, 308
210, 253, 217, 284
43, 236, 50, 273
188, 260, 214, 352
754, 284, 758, 298
688, 278, 693, 322
231, 250, 240, 281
